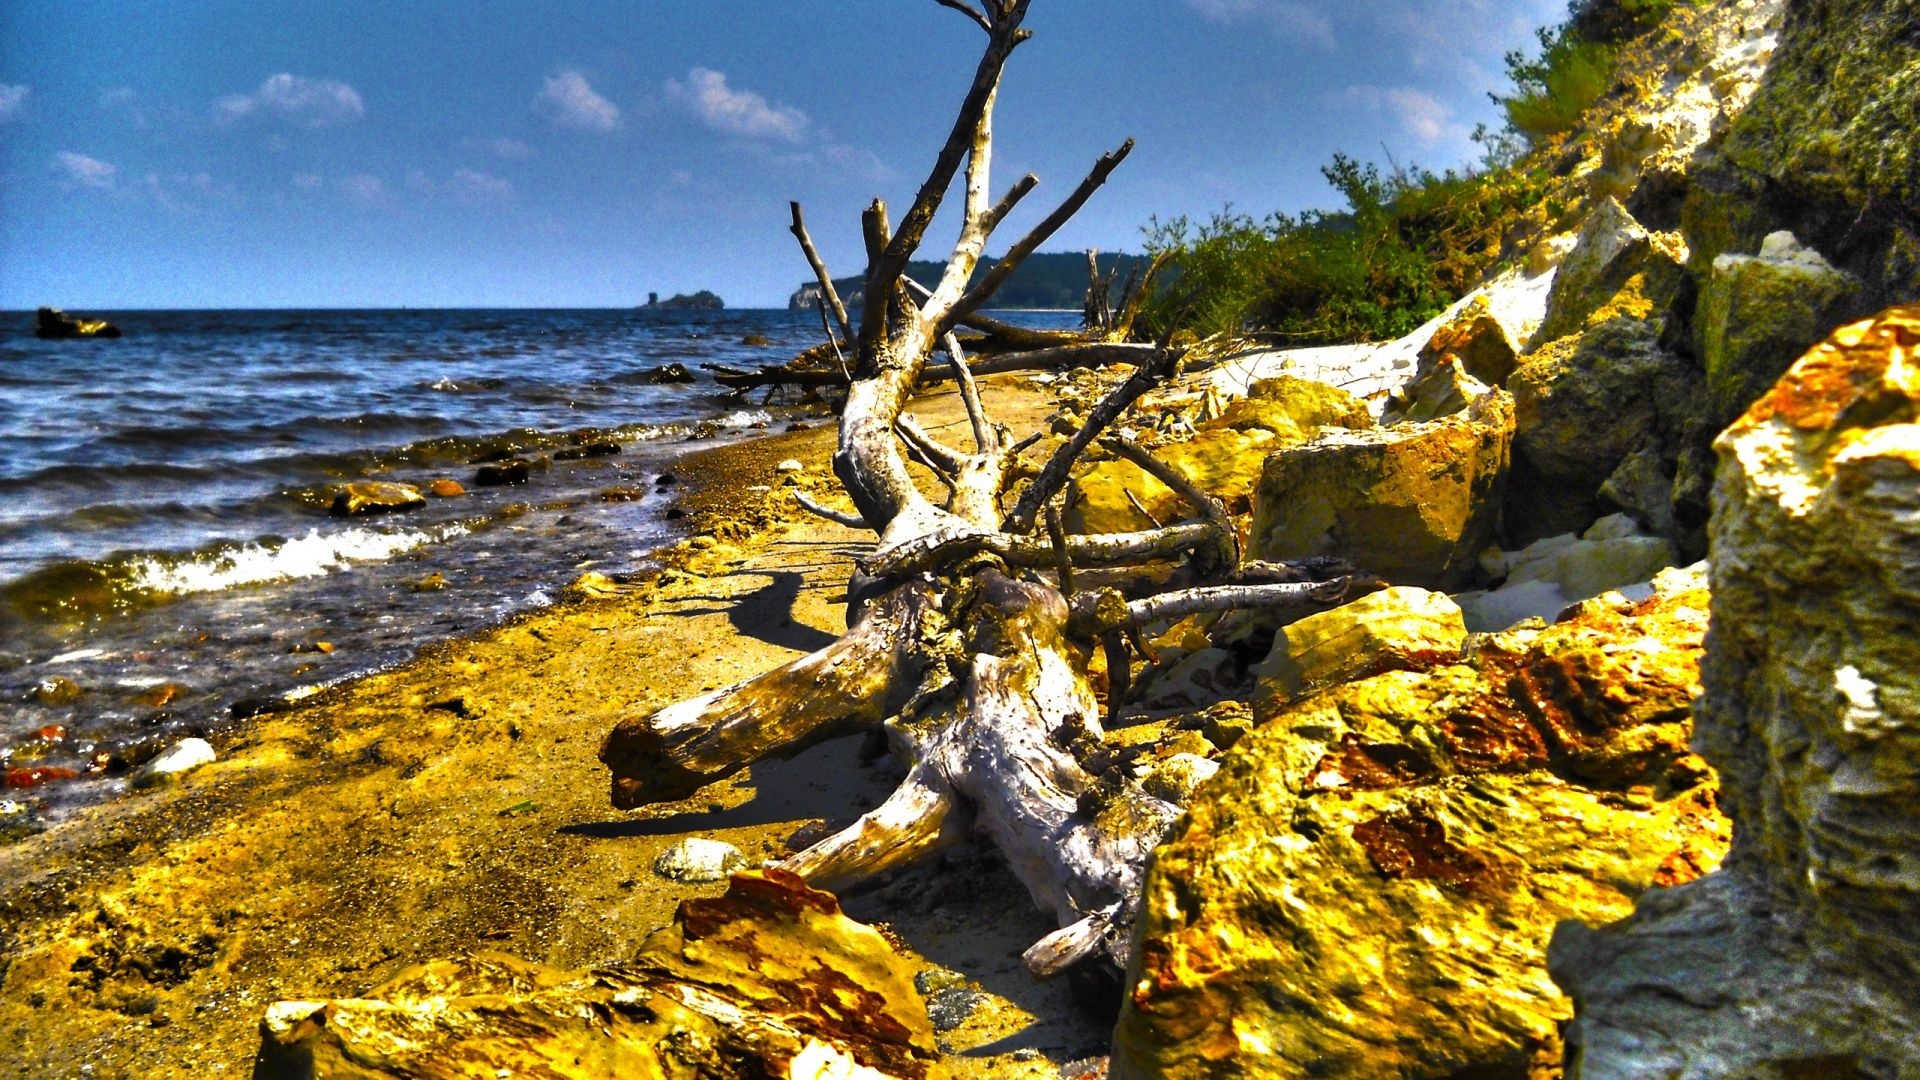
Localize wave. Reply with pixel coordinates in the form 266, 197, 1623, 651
127, 524, 465, 597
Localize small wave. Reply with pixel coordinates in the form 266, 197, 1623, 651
126, 524, 466, 597
716, 409, 773, 429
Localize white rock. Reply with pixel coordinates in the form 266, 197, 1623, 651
1582, 512, 1648, 542
133, 737, 216, 788
652, 837, 746, 883
1458, 579, 1572, 633
776, 459, 805, 473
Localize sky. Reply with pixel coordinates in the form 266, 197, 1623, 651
0, 0, 1567, 310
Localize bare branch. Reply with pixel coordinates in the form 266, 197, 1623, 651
815, 297, 852, 383
943, 331, 993, 452
794, 490, 869, 530
1023, 903, 1122, 978
1045, 501, 1074, 597
1124, 488, 1164, 529
779, 765, 968, 891
1004, 345, 1179, 533
862, 521, 1220, 580
1103, 434, 1241, 569
789, 202, 855, 344
942, 138, 1135, 331
897, 413, 967, 477
1123, 578, 1367, 628
932, 0, 992, 32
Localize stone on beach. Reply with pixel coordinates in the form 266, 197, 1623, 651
1252, 585, 1467, 706
329, 481, 427, 517
425, 478, 465, 497
1249, 389, 1513, 590
256, 869, 944, 1079
1696, 230, 1858, 427
132, 737, 216, 789
653, 836, 746, 883
473, 458, 531, 486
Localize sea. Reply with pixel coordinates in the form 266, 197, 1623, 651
0, 307, 1080, 826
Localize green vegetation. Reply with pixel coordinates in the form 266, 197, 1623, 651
1134, 0, 1691, 345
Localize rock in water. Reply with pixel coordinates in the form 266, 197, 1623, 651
132, 737, 216, 788
1249, 389, 1513, 590
473, 458, 531, 486
644, 363, 697, 384
256, 869, 944, 1078
1550, 306, 1920, 1076
34, 306, 122, 339
1113, 574, 1727, 1078
329, 481, 427, 517
653, 837, 746, 883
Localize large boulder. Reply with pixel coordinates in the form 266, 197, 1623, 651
1252, 586, 1467, 705
329, 481, 426, 517
1696, 230, 1859, 427
255, 869, 944, 1079
1550, 306, 1920, 1077
1248, 390, 1512, 590
1507, 317, 1710, 544
1069, 376, 1372, 533
1113, 580, 1726, 1079
1418, 293, 1522, 387
1530, 198, 1689, 348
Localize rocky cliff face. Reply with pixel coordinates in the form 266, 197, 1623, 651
1549, 307, 1920, 1078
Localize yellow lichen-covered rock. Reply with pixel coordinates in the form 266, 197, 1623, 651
1252, 586, 1466, 705
1249, 390, 1513, 589
1068, 376, 1372, 533
1695, 231, 1858, 427
1530, 197, 1689, 348
1385, 355, 1491, 424
1113, 585, 1726, 1079
1552, 306, 1920, 1077
255, 870, 944, 1079
1418, 294, 1521, 387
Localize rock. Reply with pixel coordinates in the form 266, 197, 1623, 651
1696, 231, 1859, 428
598, 486, 647, 502
1384, 355, 1490, 424
553, 441, 621, 461
473, 458, 531, 486
1069, 377, 1372, 533
566, 570, 621, 599
1252, 586, 1467, 705
1530, 198, 1689, 348
652, 837, 746, 883
1461, 516, 1678, 632
31, 676, 84, 705
34, 306, 122, 340
132, 737, 216, 789
1418, 293, 1521, 387
257, 869, 944, 1079
742, 332, 774, 346
1249, 390, 1513, 590
425, 478, 465, 497
1507, 317, 1708, 543
1550, 306, 1920, 1077
328, 481, 426, 517
1114, 582, 1726, 1078
409, 572, 446, 593
776, 459, 805, 473
643, 363, 696, 384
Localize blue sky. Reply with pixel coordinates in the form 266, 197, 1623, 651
0, 0, 1565, 309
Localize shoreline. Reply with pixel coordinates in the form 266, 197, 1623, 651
0, 374, 1101, 1078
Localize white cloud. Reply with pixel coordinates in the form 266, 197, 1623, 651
1342, 85, 1457, 147
462, 135, 534, 160
536, 70, 619, 131
451, 168, 514, 204
218, 73, 365, 127
666, 68, 808, 143
0, 84, 28, 123
339, 173, 385, 204
1185, 0, 1335, 48
53, 151, 117, 189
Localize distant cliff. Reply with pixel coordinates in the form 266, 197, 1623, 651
789, 251, 1148, 311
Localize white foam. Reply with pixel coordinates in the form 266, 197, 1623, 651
127, 524, 466, 597
46, 648, 108, 664
716, 409, 773, 429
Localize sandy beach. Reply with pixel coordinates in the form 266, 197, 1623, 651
0, 375, 1105, 1079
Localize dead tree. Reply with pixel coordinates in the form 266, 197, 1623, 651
601, 0, 1363, 977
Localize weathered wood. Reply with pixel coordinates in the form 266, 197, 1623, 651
793, 490, 869, 530
861, 521, 1221, 580
1103, 434, 1241, 569
1004, 345, 1178, 533
789, 201, 854, 344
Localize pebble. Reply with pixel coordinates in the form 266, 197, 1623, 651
925, 986, 987, 1033
652, 838, 745, 883
776, 459, 805, 473
33, 677, 85, 705
554, 441, 621, 461
330, 481, 427, 516
428, 478, 466, 498
133, 737, 216, 789
475, 459, 532, 486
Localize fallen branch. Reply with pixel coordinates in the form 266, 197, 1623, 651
861, 521, 1221, 580
793, 490, 869, 530
1004, 346, 1179, 533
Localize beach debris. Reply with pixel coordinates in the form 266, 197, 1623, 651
426, 478, 465, 497
473, 458, 531, 486
34, 306, 122, 340
329, 480, 426, 517
652, 837, 746, 883
255, 870, 942, 1079
132, 737, 216, 789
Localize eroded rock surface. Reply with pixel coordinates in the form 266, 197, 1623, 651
1113, 576, 1725, 1079
1249, 390, 1512, 589
256, 869, 944, 1079
1550, 306, 1920, 1078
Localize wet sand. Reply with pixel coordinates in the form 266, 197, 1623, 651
0, 375, 1107, 1078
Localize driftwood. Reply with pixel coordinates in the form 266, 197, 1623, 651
601, 0, 1362, 978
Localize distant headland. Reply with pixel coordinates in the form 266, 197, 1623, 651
641, 290, 724, 311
